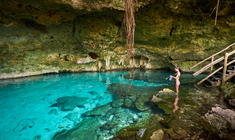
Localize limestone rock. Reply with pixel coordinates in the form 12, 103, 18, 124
166, 128, 188, 140
150, 129, 164, 140
228, 99, 235, 107
203, 112, 229, 133
202, 106, 235, 139
211, 107, 235, 129
151, 95, 162, 103
158, 88, 175, 94
76, 57, 96, 64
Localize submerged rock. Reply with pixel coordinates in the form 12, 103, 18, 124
53, 117, 102, 140
123, 96, 136, 108
111, 99, 124, 108
108, 84, 155, 98
48, 109, 58, 115
108, 84, 156, 111
135, 96, 149, 111
64, 112, 80, 123
51, 96, 88, 111
33, 135, 41, 140
151, 88, 177, 114
14, 119, 35, 133
82, 104, 112, 117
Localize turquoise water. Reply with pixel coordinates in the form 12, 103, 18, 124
0, 70, 198, 140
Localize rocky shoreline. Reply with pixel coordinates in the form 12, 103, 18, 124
112, 83, 235, 140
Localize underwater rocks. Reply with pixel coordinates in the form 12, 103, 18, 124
48, 109, 58, 115
114, 86, 221, 140
151, 88, 176, 114
53, 117, 102, 140
53, 103, 151, 140
51, 96, 88, 111
82, 104, 112, 117
112, 115, 163, 140
111, 99, 124, 108
108, 83, 157, 111
14, 119, 35, 133
108, 84, 156, 98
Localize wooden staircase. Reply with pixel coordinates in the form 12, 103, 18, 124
191, 43, 235, 86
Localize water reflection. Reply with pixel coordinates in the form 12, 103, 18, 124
173, 95, 180, 113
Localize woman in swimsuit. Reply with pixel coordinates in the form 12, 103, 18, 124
170, 67, 181, 95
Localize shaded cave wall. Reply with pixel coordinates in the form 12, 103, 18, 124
0, 0, 235, 79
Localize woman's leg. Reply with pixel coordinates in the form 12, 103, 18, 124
173, 95, 179, 112
175, 83, 179, 94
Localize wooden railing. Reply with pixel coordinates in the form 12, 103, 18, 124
191, 43, 235, 85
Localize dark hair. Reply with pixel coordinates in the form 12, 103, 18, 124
174, 66, 181, 72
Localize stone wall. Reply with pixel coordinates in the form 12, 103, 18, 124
1, 0, 235, 79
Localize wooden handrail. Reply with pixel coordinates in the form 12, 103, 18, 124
191, 43, 235, 85
191, 43, 235, 69
193, 56, 224, 76
197, 67, 223, 85
197, 59, 235, 85
228, 49, 235, 56
224, 59, 235, 82
193, 49, 235, 77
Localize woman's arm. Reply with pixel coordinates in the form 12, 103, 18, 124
171, 72, 180, 79
170, 75, 177, 79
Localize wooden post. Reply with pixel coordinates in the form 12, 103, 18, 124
211, 56, 214, 71
222, 53, 228, 83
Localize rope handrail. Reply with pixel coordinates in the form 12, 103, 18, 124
191, 43, 235, 69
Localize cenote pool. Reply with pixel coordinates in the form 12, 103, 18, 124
0, 70, 202, 140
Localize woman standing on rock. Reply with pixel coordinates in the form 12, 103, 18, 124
170, 67, 181, 95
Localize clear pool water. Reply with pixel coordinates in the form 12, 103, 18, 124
0, 70, 198, 140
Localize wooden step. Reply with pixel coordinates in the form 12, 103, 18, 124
211, 75, 222, 81
224, 71, 235, 82
205, 79, 221, 87
227, 69, 235, 74
228, 66, 235, 70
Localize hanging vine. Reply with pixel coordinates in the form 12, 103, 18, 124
124, 0, 137, 57
215, 0, 220, 25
